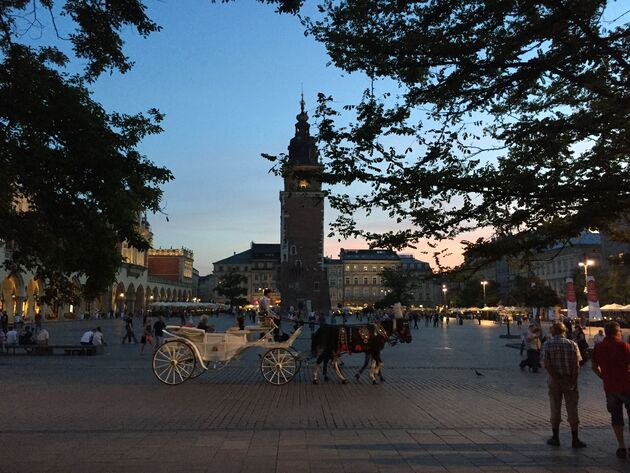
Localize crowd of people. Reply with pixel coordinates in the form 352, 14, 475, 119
0, 309, 50, 353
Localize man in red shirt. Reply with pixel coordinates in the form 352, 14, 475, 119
592, 321, 630, 459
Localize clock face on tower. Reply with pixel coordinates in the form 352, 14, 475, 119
297, 179, 309, 189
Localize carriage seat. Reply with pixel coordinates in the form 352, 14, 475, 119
165, 326, 206, 343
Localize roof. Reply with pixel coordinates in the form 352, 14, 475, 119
340, 249, 399, 261
324, 257, 343, 265
251, 243, 280, 260
213, 243, 281, 266
547, 231, 601, 251
213, 249, 252, 265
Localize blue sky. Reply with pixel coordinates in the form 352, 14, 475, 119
83, 1, 376, 275
26, 1, 628, 275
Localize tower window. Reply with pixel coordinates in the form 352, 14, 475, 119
314, 281, 320, 291
290, 245, 297, 255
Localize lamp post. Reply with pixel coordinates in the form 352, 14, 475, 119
481, 280, 488, 307
578, 259, 594, 293
441, 284, 448, 306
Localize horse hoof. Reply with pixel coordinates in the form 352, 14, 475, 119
380, 378, 385, 383
372, 380, 378, 385
341, 379, 347, 385
312, 380, 318, 385
324, 376, 329, 382
354, 374, 360, 380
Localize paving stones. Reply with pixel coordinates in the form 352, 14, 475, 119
0, 318, 628, 472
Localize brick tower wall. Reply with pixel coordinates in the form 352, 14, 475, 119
279, 191, 330, 313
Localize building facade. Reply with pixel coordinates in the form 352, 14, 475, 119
322, 250, 436, 307
0, 216, 194, 322
213, 243, 280, 305
476, 231, 630, 301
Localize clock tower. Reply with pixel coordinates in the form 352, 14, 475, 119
278, 97, 330, 314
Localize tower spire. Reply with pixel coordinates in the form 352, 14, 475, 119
295, 89, 310, 138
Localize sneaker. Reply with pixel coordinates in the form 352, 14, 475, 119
547, 437, 560, 447
572, 439, 587, 449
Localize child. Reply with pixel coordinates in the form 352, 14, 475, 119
140, 324, 153, 354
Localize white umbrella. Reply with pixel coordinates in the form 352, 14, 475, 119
600, 303, 627, 311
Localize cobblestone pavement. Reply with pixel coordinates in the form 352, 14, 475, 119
1, 317, 629, 472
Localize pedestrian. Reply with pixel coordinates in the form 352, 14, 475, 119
80, 329, 94, 345
412, 311, 419, 329
6, 326, 18, 346
0, 329, 6, 353
121, 315, 138, 344
519, 324, 541, 372
35, 326, 49, 345
591, 321, 630, 459
91, 327, 105, 346
140, 324, 153, 354
593, 329, 605, 346
19, 326, 33, 345
541, 322, 586, 449
34, 311, 42, 330
573, 325, 589, 365
1, 311, 8, 333
197, 315, 214, 333
153, 316, 166, 347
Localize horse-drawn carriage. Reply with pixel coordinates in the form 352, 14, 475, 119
152, 315, 413, 386
152, 319, 303, 386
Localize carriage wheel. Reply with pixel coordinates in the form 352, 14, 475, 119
152, 340, 196, 385
261, 348, 297, 385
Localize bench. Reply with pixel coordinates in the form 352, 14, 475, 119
4, 344, 104, 356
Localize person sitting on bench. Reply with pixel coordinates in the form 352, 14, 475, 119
80, 329, 94, 346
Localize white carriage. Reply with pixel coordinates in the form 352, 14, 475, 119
152, 320, 303, 386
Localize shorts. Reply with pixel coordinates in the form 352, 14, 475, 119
606, 392, 630, 426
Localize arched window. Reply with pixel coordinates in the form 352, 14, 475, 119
290, 245, 297, 255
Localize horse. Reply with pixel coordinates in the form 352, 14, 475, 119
310, 318, 412, 384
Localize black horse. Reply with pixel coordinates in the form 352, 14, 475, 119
311, 318, 412, 384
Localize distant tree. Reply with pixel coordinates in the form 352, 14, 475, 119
452, 278, 500, 308
509, 276, 560, 308
1, 1, 172, 302
261, 0, 630, 271
377, 266, 420, 307
215, 272, 249, 307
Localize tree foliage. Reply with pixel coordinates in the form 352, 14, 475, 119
0, 1, 172, 301
377, 266, 419, 307
451, 278, 500, 308
264, 0, 630, 271
215, 271, 249, 307
508, 275, 560, 307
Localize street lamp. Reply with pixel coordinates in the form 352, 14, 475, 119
578, 259, 594, 293
481, 280, 488, 307
441, 284, 448, 306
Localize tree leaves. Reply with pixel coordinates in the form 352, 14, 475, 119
0, 2, 172, 301
263, 0, 630, 271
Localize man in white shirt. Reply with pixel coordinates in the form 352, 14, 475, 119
35, 328, 49, 345
80, 329, 93, 345
592, 329, 605, 346
6, 327, 18, 345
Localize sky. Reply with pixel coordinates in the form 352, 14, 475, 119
26, 1, 627, 276
80, 0, 462, 276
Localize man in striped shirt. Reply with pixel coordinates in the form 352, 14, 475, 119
541, 322, 586, 448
